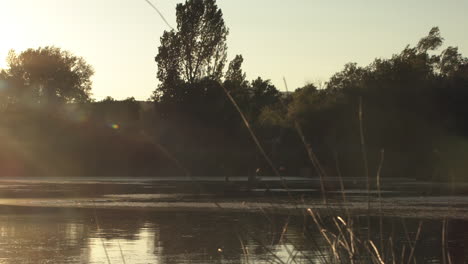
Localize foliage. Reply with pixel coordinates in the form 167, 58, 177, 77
155, 0, 228, 87
260, 27, 468, 180
1, 17, 468, 180
225, 55, 247, 85
1, 47, 93, 108
152, 0, 232, 125
416, 26, 443, 53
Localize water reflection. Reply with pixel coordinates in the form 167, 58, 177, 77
0, 208, 466, 263
85, 226, 159, 263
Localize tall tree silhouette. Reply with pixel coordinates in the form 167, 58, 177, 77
154, 0, 228, 89
151, 0, 230, 123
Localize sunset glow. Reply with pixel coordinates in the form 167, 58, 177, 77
0, 0, 467, 100
0, 1, 467, 263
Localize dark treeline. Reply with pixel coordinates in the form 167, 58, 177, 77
262, 28, 468, 182
0, 48, 173, 176
0, 0, 467, 181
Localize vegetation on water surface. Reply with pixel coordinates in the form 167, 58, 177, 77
0, 0, 467, 181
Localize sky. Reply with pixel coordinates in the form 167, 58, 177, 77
0, 0, 467, 100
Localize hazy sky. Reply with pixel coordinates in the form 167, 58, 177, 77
0, 0, 467, 100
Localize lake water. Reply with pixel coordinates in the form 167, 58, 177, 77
0, 177, 466, 263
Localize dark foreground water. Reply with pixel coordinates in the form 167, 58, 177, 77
0, 177, 466, 263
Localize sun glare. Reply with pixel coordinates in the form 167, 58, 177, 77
0, 5, 24, 69
0, 51, 9, 69
0, 37, 25, 69
0, 37, 16, 69
0, 26, 24, 69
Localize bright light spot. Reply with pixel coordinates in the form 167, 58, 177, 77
111, 124, 119, 130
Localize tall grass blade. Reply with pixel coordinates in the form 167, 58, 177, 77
369, 240, 385, 264
358, 97, 371, 240
376, 149, 385, 258
406, 220, 423, 264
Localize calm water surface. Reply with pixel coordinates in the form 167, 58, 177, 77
0, 177, 466, 263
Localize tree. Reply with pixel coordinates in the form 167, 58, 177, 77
327, 63, 366, 93
225, 55, 246, 85
101, 96, 116, 102
155, 0, 228, 88
416, 27, 443, 53
152, 0, 231, 126
1, 47, 93, 107
248, 78, 281, 122
152, 31, 183, 102
439, 46, 465, 76
224, 55, 250, 111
